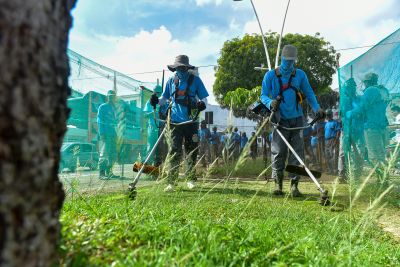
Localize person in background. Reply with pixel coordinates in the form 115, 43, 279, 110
250, 132, 258, 160
313, 118, 326, 171
231, 127, 241, 160
338, 78, 365, 180
97, 90, 120, 179
311, 135, 318, 160
210, 126, 220, 164
240, 132, 248, 153
347, 73, 388, 183
199, 120, 211, 167
143, 85, 163, 166
324, 109, 341, 175
303, 119, 315, 165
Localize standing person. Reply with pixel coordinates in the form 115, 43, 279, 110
338, 78, 365, 179
303, 120, 315, 165
347, 73, 388, 182
199, 120, 211, 167
240, 132, 248, 153
97, 90, 120, 179
250, 132, 258, 160
143, 85, 163, 166
150, 55, 208, 192
231, 127, 241, 160
311, 135, 318, 160
324, 109, 341, 175
313, 118, 326, 171
210, 126, 220, 164
260, 45, 325, 197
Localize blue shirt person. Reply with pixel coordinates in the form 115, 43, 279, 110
97, 90, 119, 178
260, 44, 324, 197
311, 136, 318, 147
143, 85, 163, 164
151, 55, 209, 190
324, 119, 341, 140
97, 99, 117, 137
160, 71, 209, 123
240, 133, 248, 149
210, 129, 220, 145
199, 127, 211, 142
260, 63, 320, 120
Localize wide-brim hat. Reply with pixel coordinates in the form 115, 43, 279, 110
167, 55, 195, 72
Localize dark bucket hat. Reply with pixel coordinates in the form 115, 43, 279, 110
167, 55, 195, 72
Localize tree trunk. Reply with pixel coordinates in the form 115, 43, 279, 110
0, 0, 75, 266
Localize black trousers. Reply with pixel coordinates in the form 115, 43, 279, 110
169, 122, 199, 183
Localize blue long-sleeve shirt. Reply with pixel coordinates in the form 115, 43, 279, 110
260, 69, 320, 119
351, 86, 388, 129
97, 103, 117, 137
161, 75, 209, 123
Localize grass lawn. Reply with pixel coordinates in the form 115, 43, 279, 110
60, 175, 400, 266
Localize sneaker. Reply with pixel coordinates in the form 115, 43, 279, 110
187, 181, 196, 189
164, 184, 174, 192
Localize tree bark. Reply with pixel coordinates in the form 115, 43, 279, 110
0, 0, 75, 266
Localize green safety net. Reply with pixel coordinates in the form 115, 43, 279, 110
61, 49, 159, 183
338, 28, 400, 179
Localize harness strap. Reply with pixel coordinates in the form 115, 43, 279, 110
174, 73, 195, 116
274, 67, 302, 110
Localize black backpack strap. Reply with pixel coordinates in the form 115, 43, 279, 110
185, 74, 195, 116
275, 68, 285, 103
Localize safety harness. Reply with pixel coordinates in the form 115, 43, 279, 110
173, 73, 195, 116
274, 67, 303, 110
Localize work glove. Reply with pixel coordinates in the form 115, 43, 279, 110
270, 99, 280, 112
197, 100, 206, 112
150, 93, 159, 108
316, 108, 326, 120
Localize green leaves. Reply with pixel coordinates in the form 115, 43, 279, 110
214, 32, 337, 119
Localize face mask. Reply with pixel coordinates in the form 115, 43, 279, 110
281, 57, 295, 72
176, 70, 189, 80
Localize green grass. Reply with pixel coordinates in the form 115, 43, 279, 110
60, 180, 400, 266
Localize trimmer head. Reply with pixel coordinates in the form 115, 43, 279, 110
319, 190, 330, 206
128, 183, 137, 200
133, 162, 160, 175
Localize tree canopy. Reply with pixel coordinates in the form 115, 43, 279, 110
213, 32, 337, 118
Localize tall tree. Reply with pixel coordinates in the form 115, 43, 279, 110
0, 0, 75, 266
214, 33, 336, 118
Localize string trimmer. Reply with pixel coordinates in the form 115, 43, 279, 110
267, 99, 330, 206
128, 110, 200, 200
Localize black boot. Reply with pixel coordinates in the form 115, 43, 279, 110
273, 176, 284, 196
290, 179, 303, 197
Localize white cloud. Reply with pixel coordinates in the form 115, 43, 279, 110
70, 25, 230, 104
69, 0, 400, 102
195, 0, 223, 6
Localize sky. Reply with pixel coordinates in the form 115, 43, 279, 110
68, 0, 400, 104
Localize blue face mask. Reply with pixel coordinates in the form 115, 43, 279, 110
176, 70, 189, 81
280, 57, 295, 76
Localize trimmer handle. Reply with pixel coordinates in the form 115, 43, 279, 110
309, 116, 319, 126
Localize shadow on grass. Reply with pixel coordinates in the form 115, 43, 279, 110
189, 186, 325, 202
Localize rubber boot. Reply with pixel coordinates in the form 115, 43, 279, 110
273, 176, 284, 196
290, 179, 303, 197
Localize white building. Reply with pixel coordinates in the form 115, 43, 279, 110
200, 104, 258, 135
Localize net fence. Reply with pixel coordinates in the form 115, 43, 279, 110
61, 50, 263, 195
338, 28, 400, 181
61, 50, 158, 193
